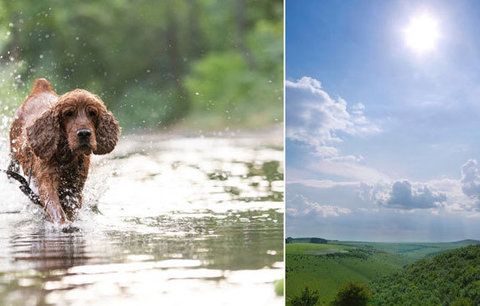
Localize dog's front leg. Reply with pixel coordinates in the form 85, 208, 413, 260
38, 180, 69, 224
7, 157, 20, 173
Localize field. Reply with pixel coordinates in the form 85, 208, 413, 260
337, 239, 479, 261
286, 239, 480, 305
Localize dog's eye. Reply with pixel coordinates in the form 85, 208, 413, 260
88, 110, 97, 117
64, 110, 74, 117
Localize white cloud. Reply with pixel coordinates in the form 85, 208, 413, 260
461, 159, 480, 210
312, 160, 390, 183
378, 180, 447, 209
286, 76, 380, 159
287, 179, 360, 189
428, 178, 474, 212
287, 194, 352, 218
361, 177, 478, 213
360, 180, 446, 210
288, 176, 475, 213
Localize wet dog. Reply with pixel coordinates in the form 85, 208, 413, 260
9, 78, 119, 224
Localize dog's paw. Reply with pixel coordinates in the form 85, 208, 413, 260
61, 225, 80, 233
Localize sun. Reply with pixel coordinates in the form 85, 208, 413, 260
403, 13, 440, 54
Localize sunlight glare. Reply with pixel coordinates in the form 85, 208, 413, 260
404, 13, 440, 54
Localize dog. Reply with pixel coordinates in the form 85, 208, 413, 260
9, 78, 119, 224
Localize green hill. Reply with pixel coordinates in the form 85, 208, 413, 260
286, 237, 328, 244
286, 240, 480, 306
286, 243, 351, 255
286, 243, 407, 305
338, 239, 480, 261
371, 245, 480, 305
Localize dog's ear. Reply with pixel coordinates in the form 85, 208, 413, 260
27, 109, 59, 160
93, 109, 119, 155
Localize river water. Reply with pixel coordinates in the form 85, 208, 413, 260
0, 128, 284, 305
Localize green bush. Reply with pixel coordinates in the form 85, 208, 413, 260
331, 282, 372, 306
184, 51, 282, 127
291, 287, 320, 306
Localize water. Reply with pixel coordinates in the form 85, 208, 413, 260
0, 129, 284, 305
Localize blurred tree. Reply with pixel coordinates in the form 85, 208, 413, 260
0, 0, 282, 130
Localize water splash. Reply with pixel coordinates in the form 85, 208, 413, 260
0, 119, 284, 305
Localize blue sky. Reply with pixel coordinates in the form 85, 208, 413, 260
286, 0, 480, 241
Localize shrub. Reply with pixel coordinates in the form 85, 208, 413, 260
291, 286, 320, 306
331, 282, 372, 306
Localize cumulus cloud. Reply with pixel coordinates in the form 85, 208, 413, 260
286, 76, 380, 159
376, 180, 447, 210
287, 194, 351, 218
461, 159, 480, 209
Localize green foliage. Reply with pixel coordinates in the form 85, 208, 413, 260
184, 50, 282, 128
371, 245, 480, 305
331, 282, 372, 306
0, 63, 26, 115
291, 287, 320, 306
338, 239, 480, 261
113, 85, 184, 131
287, 237, 329, 244
274, 279, 284, 296
0, 0, 283, 130
0, 63, 28, 139
451, 298, 474, 306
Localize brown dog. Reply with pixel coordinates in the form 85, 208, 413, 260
9, 78, 119, 224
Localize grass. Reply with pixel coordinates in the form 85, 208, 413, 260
286, 244, 407, 305
286, 243, 352, 255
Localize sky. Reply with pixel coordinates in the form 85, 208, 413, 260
286, 0, 480, 242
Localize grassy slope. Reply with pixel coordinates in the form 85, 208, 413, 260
286, 243, 407, 305
286, 243, 351, 255
286, 240, 480, 305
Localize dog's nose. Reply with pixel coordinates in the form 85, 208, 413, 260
77, 129, 92, 138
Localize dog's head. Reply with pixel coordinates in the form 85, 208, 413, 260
27, 89, 120, 160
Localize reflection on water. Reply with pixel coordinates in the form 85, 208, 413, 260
0, 130, 284, 305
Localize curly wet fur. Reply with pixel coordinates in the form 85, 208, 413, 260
27, 109, 59, 160
9, 78, 120, 224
